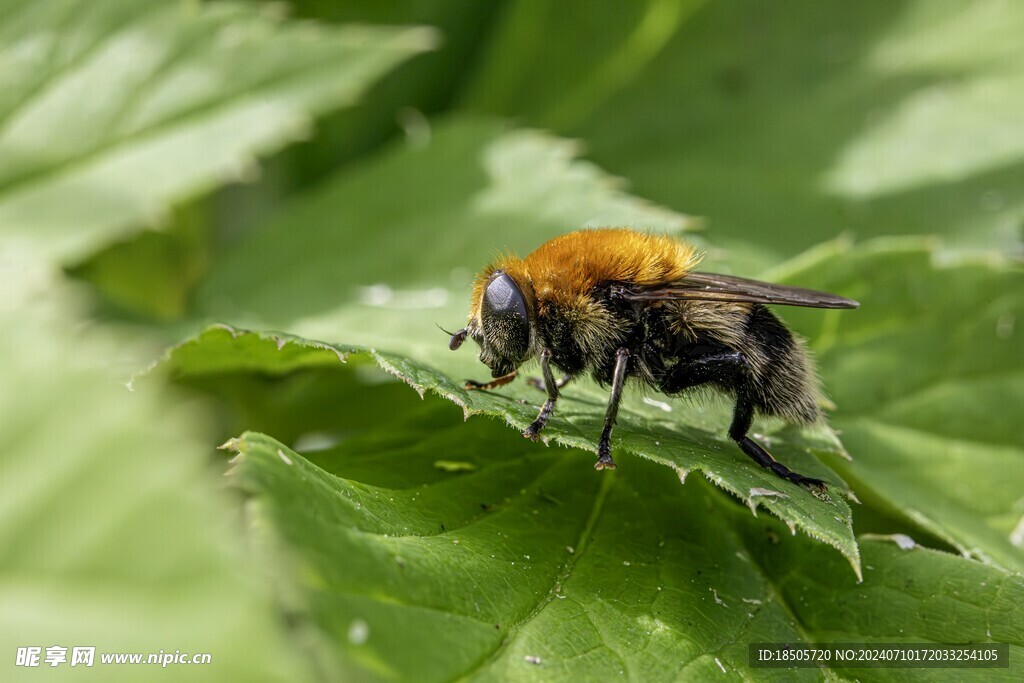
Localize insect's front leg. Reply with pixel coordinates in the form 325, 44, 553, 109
595, 348, 629, 470
464, 370, 518, 391
523, 348, 559, 441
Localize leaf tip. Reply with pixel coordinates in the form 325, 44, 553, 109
219, 437, 242, 452
851, 559, 864, 584
316, 342, 347, 364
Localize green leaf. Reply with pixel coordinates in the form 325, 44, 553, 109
260, 0, 505, 181
196, 118, 695, 327
160, 324, 859, 576
768, 237, 1024, 573
459, 0, 709, 130
0, 0, 435, 263
223, 394, 1022, 681
464, 0, 1024, 258
0, 285, 309, 681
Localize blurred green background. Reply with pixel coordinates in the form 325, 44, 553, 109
2, 1, 1022, 680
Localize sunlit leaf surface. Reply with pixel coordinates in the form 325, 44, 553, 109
0, 0, 434, 262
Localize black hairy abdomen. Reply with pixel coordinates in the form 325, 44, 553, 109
742, 305, 819, 423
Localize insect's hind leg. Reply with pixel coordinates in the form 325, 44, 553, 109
729, 392, 826, 490
658, 346, 826, 491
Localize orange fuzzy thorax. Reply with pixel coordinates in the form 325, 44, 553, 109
470, 229, 702, 320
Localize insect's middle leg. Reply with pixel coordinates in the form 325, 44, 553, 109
523, 348, 559, 441
595, 348, 630, 470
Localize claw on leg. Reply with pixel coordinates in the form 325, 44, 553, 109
523, 399, 555, 441
594, 448, 617, 471
523, 420, 543, 442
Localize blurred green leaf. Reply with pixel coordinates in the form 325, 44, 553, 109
223, 395, 1022, 681
66, 209, 210, 321
459, 0, 708, 130
464, 0, 1024, 259
769, 237, 1024, 573
260, 0, 505, 181
0, 283, 309, 682
196, 117, 694, 328
0, 0, 435, 263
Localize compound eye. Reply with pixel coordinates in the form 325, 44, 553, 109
481, 272, 530, 361
484, 272, 528, 321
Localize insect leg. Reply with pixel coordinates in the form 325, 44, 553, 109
729, 392, 826, 490
658, 347, 746, 392
523, 348, 559, 441
659, 347, 826, 491
595, 348, 630, 470
465, 370, 518, 391
525, 374, 570, 393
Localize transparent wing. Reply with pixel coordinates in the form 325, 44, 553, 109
619, 271, 859, 309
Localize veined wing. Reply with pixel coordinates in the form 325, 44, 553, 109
619, 271, 859, 309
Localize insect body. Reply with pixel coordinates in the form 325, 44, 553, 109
448, 229, 858, 490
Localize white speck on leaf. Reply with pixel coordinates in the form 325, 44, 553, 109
892, 534, 917, 550
293, 432, 340, 452
715, 657, 727, 673
524, 655, 542, 665
642, 396, 672, 412
746, 487, 788, 515
276, 449, 292, 465
397, 106, 431, 148
348, 619, 369, 645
